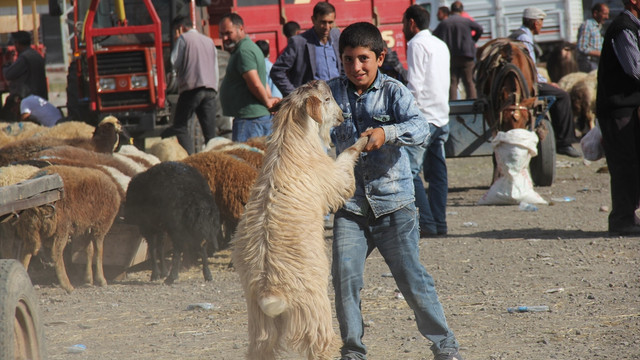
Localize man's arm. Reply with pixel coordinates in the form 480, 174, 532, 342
2, 55, 28, 81
613, 29, 640, 82
270, 41, 299, 96
242, 69, 280, 109
470, 20, 483, 42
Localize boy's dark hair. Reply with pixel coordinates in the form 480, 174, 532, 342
10, 31, 31, 47
220, 12, 244, 27
255, 40, 270, 57
404, 5, 431, 30
313, 2, 336, 18
339, 22, 386, 57
283, 21, 300, 38
171, 15, 193, 29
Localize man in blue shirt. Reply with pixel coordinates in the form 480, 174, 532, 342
270, 2, 341, 97
577, 3, 609, 72
510, 7, 580, 158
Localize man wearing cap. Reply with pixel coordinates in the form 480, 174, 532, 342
509, 7, 580, 158
596, 0, 640, 235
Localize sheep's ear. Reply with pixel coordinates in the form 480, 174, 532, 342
305, 95, 323, 124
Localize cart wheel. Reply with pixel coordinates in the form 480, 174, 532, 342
0, 259, 46, 360
530, 118, 556, 186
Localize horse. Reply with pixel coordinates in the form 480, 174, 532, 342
474, 38, 540, 132
474, 38, 549, 184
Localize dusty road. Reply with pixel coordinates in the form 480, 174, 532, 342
33, 154, 639, 360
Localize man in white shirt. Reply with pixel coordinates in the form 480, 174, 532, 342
403, 5, 453, 238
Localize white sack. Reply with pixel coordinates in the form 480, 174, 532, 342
478, 129, 548, 205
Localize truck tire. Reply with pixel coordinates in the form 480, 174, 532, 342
0, 259, 46, 360
530, 118, 556, 187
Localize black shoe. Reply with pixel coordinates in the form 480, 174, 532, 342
609, 225, 640, 236
557, 145, 581, 158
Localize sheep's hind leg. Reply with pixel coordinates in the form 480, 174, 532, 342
92, 233, 108, 286
52, 234, 74, 292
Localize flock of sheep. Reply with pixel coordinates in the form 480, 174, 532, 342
0, 117, 265, 292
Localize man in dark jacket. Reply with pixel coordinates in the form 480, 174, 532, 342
270, 2, 341, 97
433, 1, 483, 99
2, 31, 47, 101
596, 0, 640, 235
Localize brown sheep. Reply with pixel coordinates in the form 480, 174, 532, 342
13, 165, 121, 292
181, 152, 258, 248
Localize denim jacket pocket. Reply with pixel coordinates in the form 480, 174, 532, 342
334, 112, 356, 143
372, 114, 392, 123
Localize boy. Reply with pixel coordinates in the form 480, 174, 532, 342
327, 22, 463, 360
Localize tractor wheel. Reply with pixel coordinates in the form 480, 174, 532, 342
0, 259, 46, 360
530, 118, 556, 186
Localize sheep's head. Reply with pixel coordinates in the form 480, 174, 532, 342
93, 116, 131, 153
270, 80, 343, 148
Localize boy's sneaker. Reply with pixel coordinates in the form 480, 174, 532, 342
434, 350, 464, 360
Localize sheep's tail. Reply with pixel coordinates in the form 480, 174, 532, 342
258, 295, 287, 318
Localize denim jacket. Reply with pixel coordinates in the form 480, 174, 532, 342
328, 72, 430, 218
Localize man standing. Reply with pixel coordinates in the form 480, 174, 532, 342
510, 7, 581, 158
433, 1, 482, 100
577, 3, 610, 73
219, 13, 280, 143
2, 31, 47, 101
162, 15, 219, 154
596, 0, 640, 235
403, 5, 451, 237
270, 2, 341, 97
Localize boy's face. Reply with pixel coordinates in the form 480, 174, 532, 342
341, 46, 384, 94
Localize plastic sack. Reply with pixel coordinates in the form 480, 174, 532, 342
580, 121, 604, 161
478, 129, 548, 205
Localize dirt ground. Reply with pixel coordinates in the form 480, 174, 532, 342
29, 152, 639, 360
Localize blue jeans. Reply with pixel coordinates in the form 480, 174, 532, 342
232, 114, 272, 142
332, 204, 458, 359
406, 123, 450, 235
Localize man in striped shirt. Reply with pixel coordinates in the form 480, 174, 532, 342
577, 3, 609, 72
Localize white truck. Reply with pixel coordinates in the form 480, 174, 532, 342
418, 0, 585, 52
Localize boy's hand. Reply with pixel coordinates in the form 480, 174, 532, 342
360, 127, 385, 152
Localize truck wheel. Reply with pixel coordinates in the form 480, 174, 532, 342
0, 259, 46, 360
530, 118, 556, 186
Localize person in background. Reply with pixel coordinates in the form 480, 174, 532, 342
2, 30, 47, 101
433, 1, 483, 100
403, 5, 451, 238
328, 21, 463, 360
161, 15, 219, 154
219, 13, 280, 142
577, 3, 610, 72
596, 0, 640, 235
19, 94, 62, 126
282, 21, 302, 41
509, 7, 581, 158
255, 40, 283, 99
270, 2, 341, 97
437, 6, 450, 22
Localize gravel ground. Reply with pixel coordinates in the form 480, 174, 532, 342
30, 153, 640, 360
